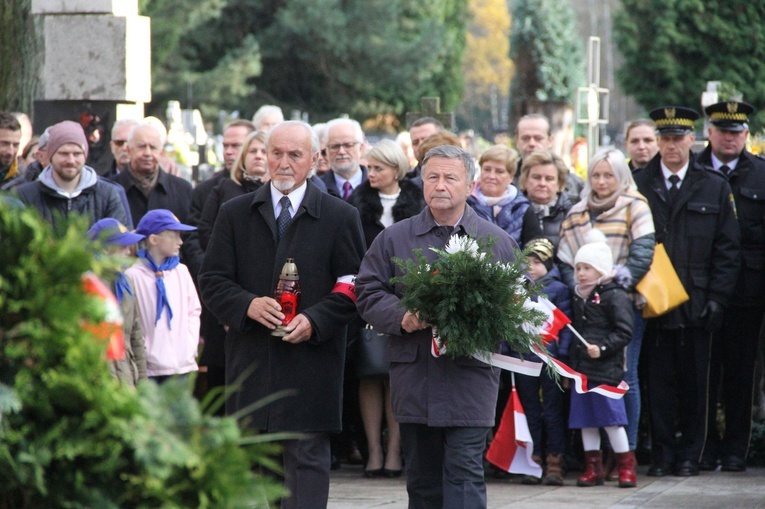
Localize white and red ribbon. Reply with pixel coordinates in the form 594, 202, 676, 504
431, 328, 447, 357
427, 297, 627, 399
530, 345, 628, 399
472, 351, 543, 377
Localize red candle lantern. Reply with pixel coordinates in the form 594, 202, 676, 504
272, 258, 301, 337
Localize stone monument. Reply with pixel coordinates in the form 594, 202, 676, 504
31, 0, 150, 172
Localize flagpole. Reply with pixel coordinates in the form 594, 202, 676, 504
566, 323, 591, 347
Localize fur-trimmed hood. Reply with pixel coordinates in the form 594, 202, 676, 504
349, 178, 425, 247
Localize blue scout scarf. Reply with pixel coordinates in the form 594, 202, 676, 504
113, 272, 133, 304
137, 249, 180, 328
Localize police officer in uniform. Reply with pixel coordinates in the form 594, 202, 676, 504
634, 106, 740, 477
697, 101, 765, 472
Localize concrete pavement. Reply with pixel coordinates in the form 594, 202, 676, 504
328, 465, 765, 508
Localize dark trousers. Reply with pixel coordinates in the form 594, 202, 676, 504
281, 433, 331, 509
149, 373, 190, 384
515, 369, 566, 456
199, 306, 227, 415
624, 307, 647, 450
646, 326, 711, 467
204, 364, 226, 416
332, 315, 364, 464
400, 423, 489, 509
705, 307, 765, 459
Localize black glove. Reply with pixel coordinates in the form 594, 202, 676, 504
700, 300, 724, 332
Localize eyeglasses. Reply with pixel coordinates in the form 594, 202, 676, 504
327, 142, 360, 152
112, 139, 127, 147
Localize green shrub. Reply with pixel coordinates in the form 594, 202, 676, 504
0, 202, 284, 508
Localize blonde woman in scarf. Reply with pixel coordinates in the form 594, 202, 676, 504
557, 147, 655, 472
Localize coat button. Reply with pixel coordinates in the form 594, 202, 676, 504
701, 207, 706, 211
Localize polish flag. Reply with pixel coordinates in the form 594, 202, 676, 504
537, 296, 571, 343
486, 375, 543, 478
81, 272, 125, 361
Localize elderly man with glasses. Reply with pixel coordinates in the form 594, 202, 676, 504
320, 118, 368, 201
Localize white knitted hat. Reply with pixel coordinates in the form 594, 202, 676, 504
574, 229, 613, 276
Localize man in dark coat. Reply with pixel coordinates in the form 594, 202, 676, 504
634, 106, 740, 478
697, 101, 765, 472
113, 122, 192, 235
185, 120, 327, 276
356, 145, 519, 509
318, 117, 369, 466
320, 118, 368, 200
199, 121, 365, 508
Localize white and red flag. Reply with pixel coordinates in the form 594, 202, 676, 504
486, 374, 543, 478
536, 296, 571, 343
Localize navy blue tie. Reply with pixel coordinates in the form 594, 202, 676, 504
277, 196, 291, 240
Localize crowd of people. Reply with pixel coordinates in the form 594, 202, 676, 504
1, 100, 763, 509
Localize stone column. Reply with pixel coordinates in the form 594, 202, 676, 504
31, 0, 151, 173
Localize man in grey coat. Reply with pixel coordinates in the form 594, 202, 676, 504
356, 145, 520, 509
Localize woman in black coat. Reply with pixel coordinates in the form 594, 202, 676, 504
198, 130, 268, 251
348, 139, 424, 477
196, 130, 267, 393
